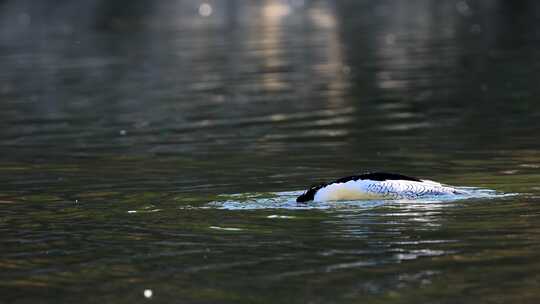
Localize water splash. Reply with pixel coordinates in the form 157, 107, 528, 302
208, 188, 515, 210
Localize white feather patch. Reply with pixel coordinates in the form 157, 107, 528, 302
313, 179, 459, 202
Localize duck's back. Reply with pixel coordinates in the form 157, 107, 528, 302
297, 172, 464, 202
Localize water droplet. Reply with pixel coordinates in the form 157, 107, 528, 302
267, 215, 296, 219
198, 3, 213, 17
456, 1, 472, 17
209, 226, 242, 231
385, 34, 396, 45
470, 24, 482, 34
18, 13, 31, 27
144, 289, 153, 298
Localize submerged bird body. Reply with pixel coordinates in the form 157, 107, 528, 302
296, 172, 465, 202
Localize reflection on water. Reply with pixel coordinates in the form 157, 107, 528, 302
2, 0, 540, 303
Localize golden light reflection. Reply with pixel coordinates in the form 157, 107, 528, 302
255, 0, 348, 103
258, 1, 291, 92
309, 6, 336, 28
309, 2, 347, 107
262, 1, 291, 21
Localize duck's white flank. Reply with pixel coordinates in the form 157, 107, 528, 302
312, 179, 463, 202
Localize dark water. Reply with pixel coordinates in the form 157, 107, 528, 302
2, 0, 540, 303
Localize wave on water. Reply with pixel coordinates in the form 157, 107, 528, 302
207, 188, 515, 210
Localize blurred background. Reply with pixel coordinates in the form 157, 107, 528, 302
2, 1, 540, 303
2, 0, 540, 176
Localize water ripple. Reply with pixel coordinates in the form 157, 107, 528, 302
208, 188, 515, 210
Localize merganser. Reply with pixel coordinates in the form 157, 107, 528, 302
296, 172, 466, 202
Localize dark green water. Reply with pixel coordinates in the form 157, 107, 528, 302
2, 0, 540, 303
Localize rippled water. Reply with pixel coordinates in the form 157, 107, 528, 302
2, 0, 540, 303
208, 187, 513, 210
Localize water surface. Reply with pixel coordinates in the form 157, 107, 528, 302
2, 0, 540, 303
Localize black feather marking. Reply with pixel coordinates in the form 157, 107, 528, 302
296, 172, 422, 202
296, 183, 326, 202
